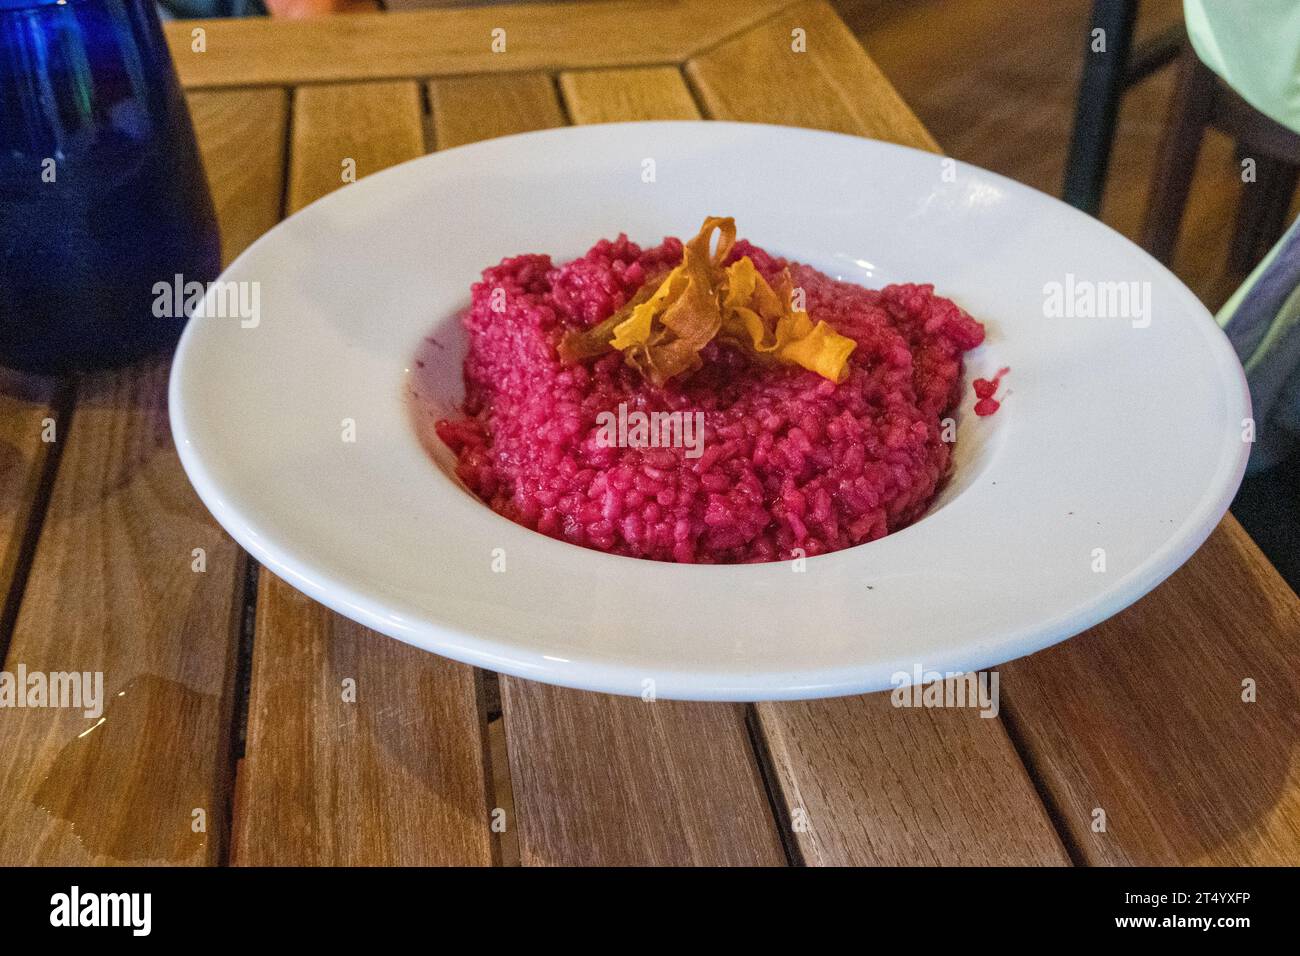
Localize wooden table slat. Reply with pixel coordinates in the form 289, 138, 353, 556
430, 72, 567, 150
756, 696, 1070, 865
0, 86, 288, 866
558, 66, 702, 123
686, 0, 941, 152
504, 684, 787, 866
187, 88, 291, 264
0, 360, 247, 866
287, 81, 426, 213
233, 80, 495, 866
165, 0, 794, 90
1001, 515, 1300, 865
237, 576, 495, 865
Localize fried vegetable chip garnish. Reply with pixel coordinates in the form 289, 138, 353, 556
558, 217, 856, 385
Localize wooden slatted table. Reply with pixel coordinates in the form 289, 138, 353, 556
1, 0, 1297, 867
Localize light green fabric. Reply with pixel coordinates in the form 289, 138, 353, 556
1184, 0, 1300, 135
1186, 1, 1300, 470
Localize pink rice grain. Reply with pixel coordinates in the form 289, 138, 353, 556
434, 233, 985, 564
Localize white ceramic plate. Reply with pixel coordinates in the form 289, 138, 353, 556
170, 121, 1249, 701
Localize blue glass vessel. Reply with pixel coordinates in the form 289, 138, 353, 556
0, 0, 219, 373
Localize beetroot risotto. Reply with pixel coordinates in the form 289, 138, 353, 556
432, 217, 985, 564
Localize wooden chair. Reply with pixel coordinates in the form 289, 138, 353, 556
1062, 0, 1183, 215
1141, 45, 1300, 271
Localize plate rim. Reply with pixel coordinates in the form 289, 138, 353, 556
169, 120, 1252, 701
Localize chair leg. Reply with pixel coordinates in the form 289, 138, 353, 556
1062, 0, 1139, 215
1139, 47, 1217, 264
1229, 155, 1300, 275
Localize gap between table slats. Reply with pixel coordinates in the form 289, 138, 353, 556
189, 89, 291, 864
0, 88, 286, 866
0, 372, 70, 652
231, 81, 496, 866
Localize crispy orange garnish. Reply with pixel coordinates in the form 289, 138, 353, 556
558, 217, 856, 385
717, 257, 856, 383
